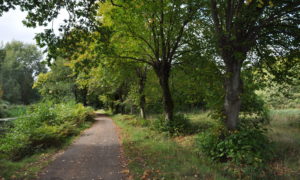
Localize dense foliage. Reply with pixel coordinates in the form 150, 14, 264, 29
0, 0, 299, 178
0, 101, 93, 160
0, 100, 27, 118
197, 123, 273, 168
0, 41, 46, 105
33, 58, 76, 102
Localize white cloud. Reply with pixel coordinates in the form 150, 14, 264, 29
0, 8, 68, 45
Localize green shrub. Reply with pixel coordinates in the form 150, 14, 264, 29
30, 125, 62, 148
0, 100, 9, 118
0, 101, 94, 160
122, 113, 192, 135
151, 113, 192, 135
0, 131, 31, 160
197, 122, 273, 168
6, 105, 27, 117
127, 117, 150, 127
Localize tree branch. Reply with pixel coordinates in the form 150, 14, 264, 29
115, 55, 153, 65
210, 0, 222, 36
110, 0, 123, 8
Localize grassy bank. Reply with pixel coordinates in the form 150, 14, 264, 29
113, 109, 300, 179
113, 114, 229, 180
0, 102, 94, 180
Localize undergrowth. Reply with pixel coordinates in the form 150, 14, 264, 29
113, 109, 300, 179
0, 101, 94, 179
113, 114, 229, 180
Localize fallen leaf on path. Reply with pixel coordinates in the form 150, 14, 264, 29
121, 169, 130, 174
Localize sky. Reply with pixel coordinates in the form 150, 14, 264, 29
0, 8, 67, 45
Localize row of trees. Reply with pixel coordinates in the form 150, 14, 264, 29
1, 0, 299, 131
0, 41, 46, 105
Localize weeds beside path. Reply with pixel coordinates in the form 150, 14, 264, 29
112, 110, 300, 180
112, 114, 228, 180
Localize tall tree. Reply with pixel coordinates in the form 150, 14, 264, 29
203, 0, 300, 130
0, 44, 5, 99
33, 57, 75, 102
0, 41, 46, 104
135, 66, 148, 119
0, 0, 202, 126
101, 0, 202, 126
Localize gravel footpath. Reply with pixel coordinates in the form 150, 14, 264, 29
38, 114, 125, 180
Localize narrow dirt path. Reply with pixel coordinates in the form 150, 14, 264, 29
39, 114, 124, 180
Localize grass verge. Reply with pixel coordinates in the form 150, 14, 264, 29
112, 114, 229, 180
113, 109, 300, 179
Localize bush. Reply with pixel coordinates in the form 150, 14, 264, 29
0, 101, 27, 118
197, 122, 273, 168
0, 101, 94, 160
0, 100, 9, 118
6, 105, 27, 118
122, 113, 192, 135
0, 131, 31, 160
151, 113, 192, 135
127, 117, 151, 127
30, 125, 62, 148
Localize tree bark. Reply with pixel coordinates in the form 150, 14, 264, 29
223, 59, 242, 130
137, 70, 147, 119
160, 75, 174, 126
154, 62, 174, 127
139, 97, 146, 119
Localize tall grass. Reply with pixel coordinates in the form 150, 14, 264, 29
269, 109, 300, 127
267, 108, 300, 178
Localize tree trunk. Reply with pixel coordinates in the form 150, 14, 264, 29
130, 105, 134, 114
137, 68, 147, 119
224, 59, 242, 130
160, 75, 174, 126
154, 62, 174, 127
73, 85, 79, 103
81, 87, 88, 106
139, 85, 146, 119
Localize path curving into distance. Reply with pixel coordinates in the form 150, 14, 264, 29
39, 114, 125, 180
